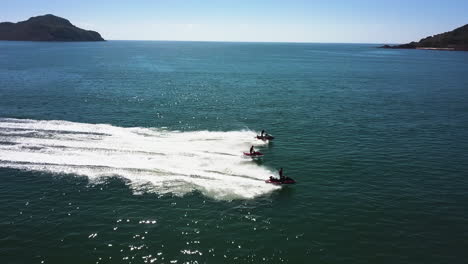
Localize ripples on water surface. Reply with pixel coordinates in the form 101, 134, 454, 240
0, 41, 468, 263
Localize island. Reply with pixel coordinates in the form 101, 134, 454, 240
380, 24, 468, 51
0, 14, 104, 41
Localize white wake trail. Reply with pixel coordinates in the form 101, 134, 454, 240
0, 118, 279, 200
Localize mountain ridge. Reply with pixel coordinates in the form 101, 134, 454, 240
0, 14, 104, 41
380, 24, 468, 51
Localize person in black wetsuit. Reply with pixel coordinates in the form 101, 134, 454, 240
250, 145, 254, 154
261, 130, 265, 137
279, 168, 285, 181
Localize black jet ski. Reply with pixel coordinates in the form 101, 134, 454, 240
265, 176, 296, 184
256, 134, 274, 141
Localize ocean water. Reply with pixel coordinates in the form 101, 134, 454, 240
0, 41, 467, 263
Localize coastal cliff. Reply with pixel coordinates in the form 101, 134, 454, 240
0, 14, 104, 41
380, 24, 468, 51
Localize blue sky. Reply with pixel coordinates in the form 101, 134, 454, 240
2, 0, 467, 43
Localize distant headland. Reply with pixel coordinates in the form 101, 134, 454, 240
380, 24, 468, 51
0, 14, 104, 41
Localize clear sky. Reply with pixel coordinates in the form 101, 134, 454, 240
2, 0, 467, 43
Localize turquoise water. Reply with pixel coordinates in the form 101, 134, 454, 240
1, 41, 468, 263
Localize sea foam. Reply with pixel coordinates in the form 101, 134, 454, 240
0, 118, 279, 200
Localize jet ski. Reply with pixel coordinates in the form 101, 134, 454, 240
243, 151, 264, 158
265, 176, 296, 184
256, 134, 274, 141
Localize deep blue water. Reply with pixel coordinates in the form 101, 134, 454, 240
1, 41, 468, 263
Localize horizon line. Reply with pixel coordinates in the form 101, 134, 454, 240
104, 39, 394, 45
